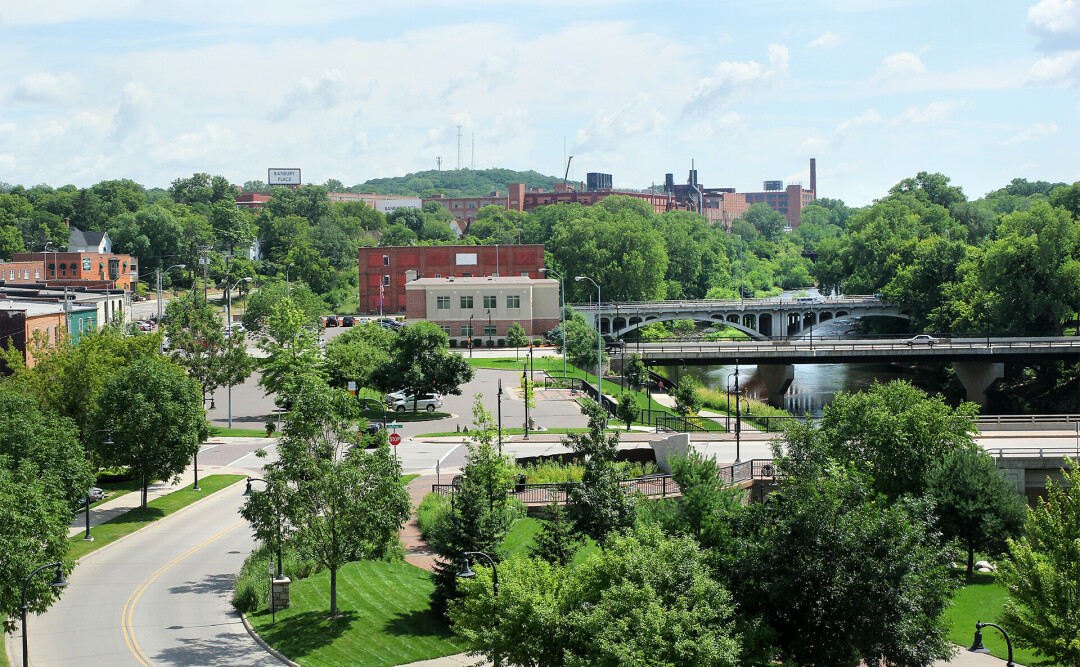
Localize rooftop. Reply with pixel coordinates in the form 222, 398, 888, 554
408, 276, 557, 286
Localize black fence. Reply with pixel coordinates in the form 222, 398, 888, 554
431, 458, 778, 504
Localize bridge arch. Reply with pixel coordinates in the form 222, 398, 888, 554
609, 314, 770, 341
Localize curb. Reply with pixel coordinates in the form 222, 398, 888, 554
240, 611, 301, 667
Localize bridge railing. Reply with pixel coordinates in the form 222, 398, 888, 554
570, 296, 887, 310
987, 447, 1080, 459
625, 338, 1080, 354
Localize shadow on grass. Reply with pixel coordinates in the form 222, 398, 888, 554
252, 610, 359, 660
382, 607, 458, 640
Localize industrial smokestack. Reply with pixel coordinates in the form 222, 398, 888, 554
809, 158, 817, 193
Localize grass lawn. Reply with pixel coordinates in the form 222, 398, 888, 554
944, 571, 1041, 665
210, 426, 277, 438
400, 474, 419, 485
67, 475, 246, 560
502, 517, 598, 566
248, 559, 465, 667
360, 409, 452, 422
414, 427, 604, 437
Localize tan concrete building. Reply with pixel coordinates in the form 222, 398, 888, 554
405, 276, 560, 347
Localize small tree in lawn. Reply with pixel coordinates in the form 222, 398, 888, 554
926, 445, 1026, 574
165, 291, 254, 405
429, 395, 517, 612
96, 357, 209, 511
615, 392, 640, 431
998, 459, 1080, 665
506, 323, 528, 359
672, 376, 702, 417
623, 352, 647, 389
566, 398, 635, 548
258, 373, 410, 617
370, 321, 474, 412
529, 500, 583, 567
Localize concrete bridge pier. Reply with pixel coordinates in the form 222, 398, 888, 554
758, 364, 795, 406
952, 361, 1004, 407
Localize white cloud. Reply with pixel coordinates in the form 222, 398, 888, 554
1004, 122, 1059, 145
6, 72, 82, 106
1028, 0, 1080, 49
808, 30, 844, 49
574, 93, 665, 153
683, 44, 789, 116
802, 109, 881, 152
267, 70, 348, 122
1028, 50, 1080, 85
890, 99, 960, 125
872, 51, 927, 82
686, 112, 743, 142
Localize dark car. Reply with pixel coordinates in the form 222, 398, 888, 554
364, 422, 384, 436
325, 316, 339, 327
341, 316, 356, 327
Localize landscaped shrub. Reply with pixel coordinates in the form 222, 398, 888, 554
498, 339, 506, 347
486, 339, 495, 347
416, 492, 452, 541
231, 575, 260, 613
449, 339, 457, 348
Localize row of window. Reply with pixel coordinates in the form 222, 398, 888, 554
437, 295, 521, 310
7, 269, 40, 280
442, 324, 499, 336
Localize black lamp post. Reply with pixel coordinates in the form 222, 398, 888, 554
469, 313, 475, 357
487, 308, 492, 347
21, 561, 68, 667
83, 429, 113, 541
968, 621, 1015, 667
734, 360, 742, 462
497, 378, 503, 455
522, 365, 530, 440
575, 275, 603, 405
244, 477, 283, 579
458, 551, 500, 667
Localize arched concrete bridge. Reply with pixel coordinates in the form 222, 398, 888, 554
571, 295, 908, 340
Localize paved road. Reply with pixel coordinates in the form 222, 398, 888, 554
14, 465, 277, 667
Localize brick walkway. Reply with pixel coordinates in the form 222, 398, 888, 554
402, 473, 441, 572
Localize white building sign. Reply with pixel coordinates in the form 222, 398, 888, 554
268, 168, 302, 186
455, 252, 478, 266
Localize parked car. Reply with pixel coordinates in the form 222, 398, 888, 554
341, 316, 355, 327
136, 320, 153, 331
364, 422, 384, 436
325, 316, 339, 327
82, 487, 105, 504
377, 318, 403, 330
905, 334, 939, 346
388, 392, 443, 412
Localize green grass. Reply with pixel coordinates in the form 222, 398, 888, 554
210, 426, 277, 437
944, 571, 1042, 665
67, 475, 246, 560
501, 517, 598, 566
400, 474, 419, 485
414, 427, 602, 437
248, 559, 465, 667
360, 409, 452, 422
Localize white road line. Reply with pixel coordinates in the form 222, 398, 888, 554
227, 443, 277, 467
438, 443, 462, 466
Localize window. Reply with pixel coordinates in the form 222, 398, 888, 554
507, 295, 520, 309
383, 255, 390, 266
436, 296, 450, 309
462, 272, 472, 277
434, 274, 441, 278
440, 325, 451, 335
483, 295, 497, 309
79, 319, 84, 333
383, 275, 390, 286
467, 201, 477, 209
460, 324, 474, 336
460, 296, 474, 309
60, 264, 67, 277
34, 269, 40, 279
7, 270, 12, 280
484, 324, 497, 336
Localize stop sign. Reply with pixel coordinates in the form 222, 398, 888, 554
389, 433, 401, 446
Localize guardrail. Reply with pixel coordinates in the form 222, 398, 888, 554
630, 338, 1080, 354
986, 447, 1080, 459
570, 296, 888, 310
431, 458, 778, 504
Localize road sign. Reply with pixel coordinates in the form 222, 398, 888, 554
386, 422, 403, 431
347, 380, 356, 395
389, 433, 401, 446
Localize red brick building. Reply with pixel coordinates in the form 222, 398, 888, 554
8, 251, 137, 290
359, 244, 545, 314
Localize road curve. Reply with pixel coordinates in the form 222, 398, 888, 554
17, 482, 280, 667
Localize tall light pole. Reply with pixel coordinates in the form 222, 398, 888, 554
43, 241, 53, 282
497, 378, 503, 455
967, 622, 1015, 667
21, 562, 68, 667
227, 277, 253, 430
575, 275, 602, 405
539, 268, 567, 377
244, 478, 283, 578
732, 360, 742, 462
156, 264, 187, 323
286, 262, 295, 295
487, 308, 492, 347
458, 551, 501, 667
468, 313, 475, 358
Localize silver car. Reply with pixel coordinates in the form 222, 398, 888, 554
388, 392, 443, 412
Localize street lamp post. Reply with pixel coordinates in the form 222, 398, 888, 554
244, 478, 283, 578
575, 276, 603, 405
83, 429, 113, 541
731, 360, 742, 462
497, 378, 503, 455
968, 622, 1015, 667
226, 276, 253, 430
522, 365, 530, 441
469, 313, 474, 358
458, 551, 500, 667
286, 262, 295, 295
21, 562, 68, 667
539, 268, 567, 378
156, 263, 187, 324
725, 371, 739, 433
487, 309, 492, 347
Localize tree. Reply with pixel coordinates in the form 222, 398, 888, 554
672, 376, 702, 417
241, 279, 323, 332
209, 201, 256, 253
566, 399, 634, 547
668, 449, 743, 544
256, 297, 325, 397
528, 501, 582, 567
731, 462, 958, 667
739, 202, 787, 242
253, 374, 410, 617
614, 392, 639, 431
622, 352, 647, 389
164, 292, 254, 403
379, 223, 417, 246
998, 460, 1080, 665
429, 397, 517, 611
0, 224, 25, 260
369, 321, 474, 411
323, 322, 395, 389
783, 380, 979, 500
95, 358, 209, 511
926, 446, 1027, 574
505, 322, 528, 359
450, 524, 741, 667
562, 313, 607, 373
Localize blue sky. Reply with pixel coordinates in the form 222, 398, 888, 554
0, 0, 1077, 205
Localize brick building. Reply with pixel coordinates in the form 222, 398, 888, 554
9, 228, 138, 291
359, 244, 545, 314
405, 276, 560, 347
668, 158, 818, 229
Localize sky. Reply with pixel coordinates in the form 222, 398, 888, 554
0, 0, 1078, 205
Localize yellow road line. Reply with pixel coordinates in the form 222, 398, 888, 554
121, 519, 247, 665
